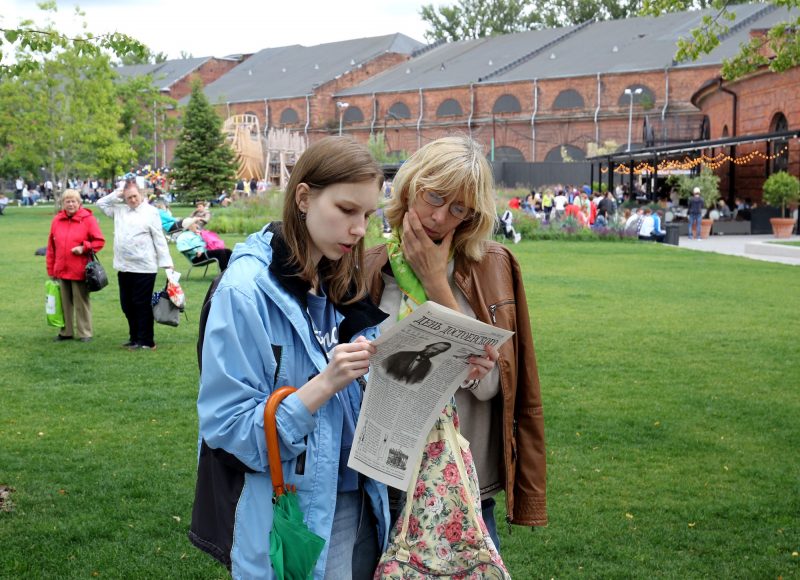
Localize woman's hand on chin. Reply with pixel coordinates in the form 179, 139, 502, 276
402, 209, 453, 288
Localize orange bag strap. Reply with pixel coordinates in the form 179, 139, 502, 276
263, 386, 298, 497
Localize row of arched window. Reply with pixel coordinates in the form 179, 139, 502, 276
267, 86, 659, 127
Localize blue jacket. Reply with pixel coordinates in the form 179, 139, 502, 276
189, 223, 390, 579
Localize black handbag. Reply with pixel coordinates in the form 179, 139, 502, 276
84, 250, 109, 292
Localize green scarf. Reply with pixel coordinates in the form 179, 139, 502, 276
386, 231, 427, 321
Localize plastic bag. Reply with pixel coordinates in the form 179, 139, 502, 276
165, 268, 185, 309
45, 279, 65, 328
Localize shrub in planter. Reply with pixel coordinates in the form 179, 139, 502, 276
762, 171, 800, 218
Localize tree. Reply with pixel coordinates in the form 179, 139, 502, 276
1, 2, 148, 78
640, 0, 800, 79
171, 81, 236, 203
419, 0, 649, 41
367, 132, 407, 163
0, 38, 133, 185
420, 0, 540, 41
118, 48, 168, 66
115, 75, 178, 168
532, 0, 648, 28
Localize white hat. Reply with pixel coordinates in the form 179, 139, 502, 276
182, 217, 198, 229
692, 187, 701, 194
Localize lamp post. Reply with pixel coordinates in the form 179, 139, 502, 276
625, 88, 643, 152
336, 101, 350, 136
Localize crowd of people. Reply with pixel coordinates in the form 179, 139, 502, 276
501, 181, 753, 243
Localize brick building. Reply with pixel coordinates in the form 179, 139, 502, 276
334, 4, 788, 166
196, 34, 423, 139
116, 56, 244, 163
693, 64, 800, 204
121, 4, 798, 200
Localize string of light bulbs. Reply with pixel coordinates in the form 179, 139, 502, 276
599, 146, 789, 174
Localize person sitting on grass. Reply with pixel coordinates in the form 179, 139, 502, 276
499, 208, 522, 244
176, 217, 232, 271
190, 201, 211, 223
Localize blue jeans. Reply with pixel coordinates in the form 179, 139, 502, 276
688, 214, 702, 239
325, 490, 379, 580
482, 497, 501, 552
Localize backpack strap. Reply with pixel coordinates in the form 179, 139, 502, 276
196, 271, 226, 373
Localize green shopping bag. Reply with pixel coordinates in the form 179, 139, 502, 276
45, 279, 64, 328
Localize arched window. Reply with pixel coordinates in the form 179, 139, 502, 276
771, 112, 789, 174
343, 106, 364, 124
722, 125, 729, 137
699, 116, 711, 140
545, 144, 586, 162
492, 146, 525, 163
492, 94, 521, 114
617, 85, 656, 109
436, 98, 463, 118
280, 108, 299, 125
553, 89, 585, 110
388, 102, 411, 119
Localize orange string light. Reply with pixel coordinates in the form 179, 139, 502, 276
599, 146, 788, 175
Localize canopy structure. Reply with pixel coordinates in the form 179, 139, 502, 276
587, 129, 800, 199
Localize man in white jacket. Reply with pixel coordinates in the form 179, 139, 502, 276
97, 182, 173, 350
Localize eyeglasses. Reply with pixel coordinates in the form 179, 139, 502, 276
420, 191, 474, 221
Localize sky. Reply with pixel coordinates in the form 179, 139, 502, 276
0, 0, 432, 59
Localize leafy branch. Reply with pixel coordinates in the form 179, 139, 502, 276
1, 26, 148, 77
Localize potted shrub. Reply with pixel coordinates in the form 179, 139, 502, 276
762, 171, 800, 238
677, 168, 720, 239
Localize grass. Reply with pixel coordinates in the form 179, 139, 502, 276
1, 205, 799, 578
770, 241, 800, 247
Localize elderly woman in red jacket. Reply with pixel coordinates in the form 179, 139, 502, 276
46, 189, 106, 342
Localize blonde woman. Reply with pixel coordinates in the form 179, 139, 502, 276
46, 189, 105, 342
363, 136, 547, 549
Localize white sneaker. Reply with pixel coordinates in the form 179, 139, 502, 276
514, 233, 522, 244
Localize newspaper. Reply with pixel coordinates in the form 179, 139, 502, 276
347, 301, 513, 490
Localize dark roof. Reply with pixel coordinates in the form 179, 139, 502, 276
339, 4, 797, 95
114, 57, 214, 90
336, 25, 579, 96
197, 34, 423, 104
490, 3, 772, 81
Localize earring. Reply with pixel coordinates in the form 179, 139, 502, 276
298, 211, 307, 222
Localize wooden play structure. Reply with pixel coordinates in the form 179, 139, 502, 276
264, 127, 306, 189
223, 114, 306, 189
223, 114, 264, 180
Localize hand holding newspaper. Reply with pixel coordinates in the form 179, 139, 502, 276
348, 301, 513, 489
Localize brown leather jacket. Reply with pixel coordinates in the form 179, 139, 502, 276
364, 242, 547, 527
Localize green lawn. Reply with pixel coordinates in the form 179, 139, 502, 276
1, 206, 798, 578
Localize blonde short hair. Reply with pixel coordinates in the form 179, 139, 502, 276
384, 136, 496, 262
62, 189, 81, 202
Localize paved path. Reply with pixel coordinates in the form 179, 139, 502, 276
675, 234, 800, 266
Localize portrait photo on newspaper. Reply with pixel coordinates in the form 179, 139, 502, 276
348, 301, 513, 489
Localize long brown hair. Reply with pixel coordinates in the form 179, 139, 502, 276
281, 136, 382, 304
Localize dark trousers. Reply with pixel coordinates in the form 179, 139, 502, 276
199, 248, 232, 272
118, 271, 157, 347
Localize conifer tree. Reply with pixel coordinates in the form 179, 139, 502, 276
171, 81, 236, 203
